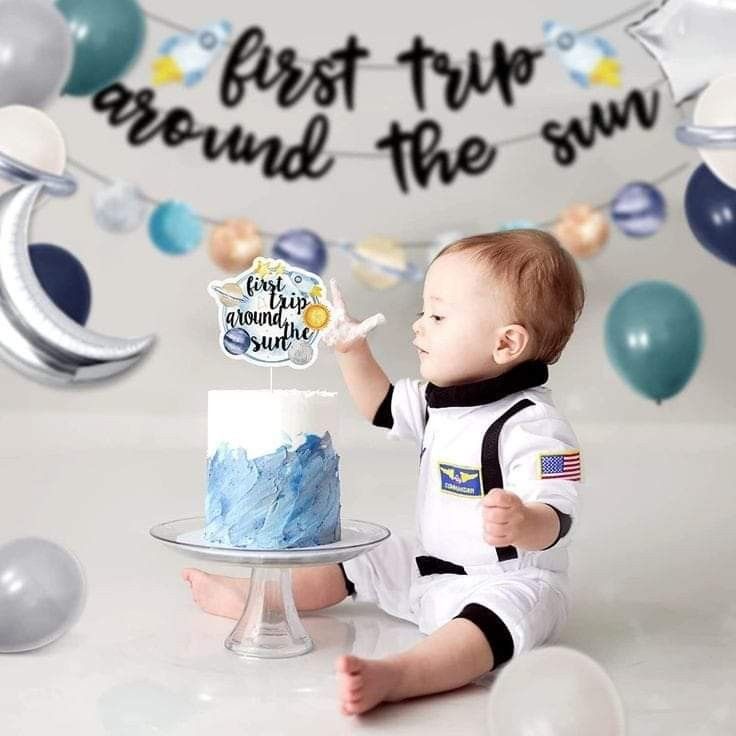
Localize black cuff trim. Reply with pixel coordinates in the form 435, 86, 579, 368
372, 384, 395, 429
453, 603, 514, 670
338, 562, 356, 597
541, 504, 572, 550
415, 555, 467, 576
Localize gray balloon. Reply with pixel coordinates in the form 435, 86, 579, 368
0, 0, 74, 109
0, 537, 86, 652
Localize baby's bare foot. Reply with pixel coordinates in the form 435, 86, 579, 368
181, 568, 248, 619
335, 654, 404, 715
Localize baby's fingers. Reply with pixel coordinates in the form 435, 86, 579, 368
354, 313, 386, 339
329, 278, 347, 313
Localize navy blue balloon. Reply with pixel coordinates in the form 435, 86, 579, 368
605, 281, 703, 404
271, 229, 327, 274
685, 164, 736, 267
29, 243, 92, 326
223, 328, 250, 355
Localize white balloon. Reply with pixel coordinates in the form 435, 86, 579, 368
0, 105, 66, 197
0, 537, 86, 653
692, 73, 736, 189
487, 646, 626, 736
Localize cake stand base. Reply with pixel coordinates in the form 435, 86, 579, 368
225, 566, 312, 658
149, 517, 390, 660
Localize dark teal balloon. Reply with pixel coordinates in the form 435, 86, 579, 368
56, 0, 145, 96
605, 281, 703, 403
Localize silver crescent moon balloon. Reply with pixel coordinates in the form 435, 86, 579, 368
0, 183, 155, 384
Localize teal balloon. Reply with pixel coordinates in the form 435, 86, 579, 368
56, 0, 145, 96
605, 281, 703, 403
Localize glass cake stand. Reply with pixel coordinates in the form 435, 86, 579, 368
150, 517, 390, 659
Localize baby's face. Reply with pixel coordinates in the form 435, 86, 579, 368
412, 252, 516, 387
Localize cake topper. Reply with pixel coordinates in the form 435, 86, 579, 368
208, 256, 332, 369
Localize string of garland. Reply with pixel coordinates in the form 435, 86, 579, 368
142, 0, 655, 68
67, 155, 691, 246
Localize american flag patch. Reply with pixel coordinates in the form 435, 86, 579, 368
538, 451, 581, 481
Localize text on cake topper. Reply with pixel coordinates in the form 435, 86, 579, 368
208, 257, 331, 369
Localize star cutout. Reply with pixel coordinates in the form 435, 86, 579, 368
628, 0, 736, 103
309, 284, 323, 298
254, 258, 271, 279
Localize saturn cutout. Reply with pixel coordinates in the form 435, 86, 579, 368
0, 105, 154, 384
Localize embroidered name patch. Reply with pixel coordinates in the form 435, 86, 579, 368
537, 450, 581, 481
438, 462, 483, 497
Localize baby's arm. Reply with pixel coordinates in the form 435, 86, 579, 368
321, 279, 390, 423
336, 341, 391, 423
482, 491, 562, 551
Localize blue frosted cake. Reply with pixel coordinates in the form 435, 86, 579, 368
205, 390, 342, 548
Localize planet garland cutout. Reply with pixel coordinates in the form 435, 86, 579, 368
271, 229, 327, 274
610, 182, 666, 237
352, 236, 408, 290
209, 218, 262, 272
552, 203, 610, 258
149, 200, 203, 255
208, 256, 332, 370
92, 180, 147, 234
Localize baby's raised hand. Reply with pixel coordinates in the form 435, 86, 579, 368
321, 278, 386, 353
481, 489, 529, 547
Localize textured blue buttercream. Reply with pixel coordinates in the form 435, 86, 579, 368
205, 431, 341, 548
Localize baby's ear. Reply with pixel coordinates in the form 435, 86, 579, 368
492, 324, 530, 364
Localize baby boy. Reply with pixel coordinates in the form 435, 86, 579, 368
183, 229, 585, 716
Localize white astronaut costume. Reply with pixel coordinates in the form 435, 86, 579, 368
341, 360, 582, 670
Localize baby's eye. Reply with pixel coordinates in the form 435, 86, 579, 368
431, 315, 444, 322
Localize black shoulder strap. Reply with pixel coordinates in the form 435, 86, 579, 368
481, 398, 536, 562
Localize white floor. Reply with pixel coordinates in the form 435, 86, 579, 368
1, 419, 735, 735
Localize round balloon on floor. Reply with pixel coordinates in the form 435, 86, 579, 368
0, 537, 86, 652
605, 280, 703, 403
487, 646, 625, 736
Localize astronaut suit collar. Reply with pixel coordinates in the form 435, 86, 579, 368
425, 360, 549, 408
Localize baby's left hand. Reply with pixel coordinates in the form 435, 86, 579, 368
481, 489, 530, 546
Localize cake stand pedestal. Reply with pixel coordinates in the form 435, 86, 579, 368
150, 517, 390, 659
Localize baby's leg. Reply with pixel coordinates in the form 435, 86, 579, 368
336, 617, 494, 716
182, 564, 351, 619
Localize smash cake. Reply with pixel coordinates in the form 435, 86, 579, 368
205, 390, 342, 549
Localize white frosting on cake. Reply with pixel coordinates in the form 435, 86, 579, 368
207, 389, 339, 458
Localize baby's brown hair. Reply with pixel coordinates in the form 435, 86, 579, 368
433, 229, 585, 364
